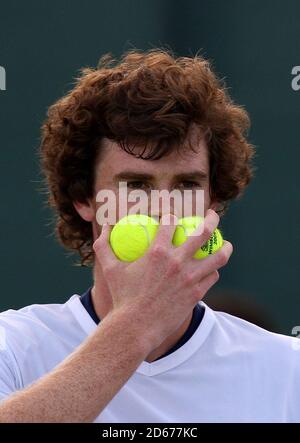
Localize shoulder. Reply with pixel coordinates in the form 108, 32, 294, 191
0, 295, 81, 351
0, 295, 83, 396
207, 305, 300, 367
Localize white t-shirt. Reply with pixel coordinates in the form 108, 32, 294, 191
0, 294, 299, 423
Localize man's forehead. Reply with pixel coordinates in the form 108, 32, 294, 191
98, 134, 209, 177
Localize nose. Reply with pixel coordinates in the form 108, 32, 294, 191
149, 204, 178, 223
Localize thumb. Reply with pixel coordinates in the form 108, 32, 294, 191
93, 223, 117, 269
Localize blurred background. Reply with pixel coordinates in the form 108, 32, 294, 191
0, 0, 299, 335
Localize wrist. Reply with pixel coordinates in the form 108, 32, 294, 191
99, 305, 155, 358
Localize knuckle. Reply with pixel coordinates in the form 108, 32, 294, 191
168, 256, 181, 274
183, 272, 194, 286
215, 248, 228, 267
191, 289, 203, 304
150, 244, 168, 259
93, 238, 102, 254
227, 241, 234, 256
213, 270, 220, 283
102, 263, 115, 278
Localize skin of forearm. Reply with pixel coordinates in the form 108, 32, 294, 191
0, 306, 150, 423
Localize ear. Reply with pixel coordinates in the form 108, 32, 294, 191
73, 200, 94, 222
210, 200, 220, 213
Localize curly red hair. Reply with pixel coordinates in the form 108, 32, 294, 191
40, 48, 255, 266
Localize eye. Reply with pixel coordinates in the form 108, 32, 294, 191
178, 181, 202, 189
127, 181, 150, 190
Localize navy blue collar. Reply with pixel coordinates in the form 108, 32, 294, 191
80, 288, 100, 325
80, 287, 204, 361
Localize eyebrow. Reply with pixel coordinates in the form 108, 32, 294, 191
114, 170, 208, 182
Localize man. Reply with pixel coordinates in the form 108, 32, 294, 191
0, 49, 299, 423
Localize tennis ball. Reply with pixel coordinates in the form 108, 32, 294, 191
172, 216, 223, 259
110, 214, 159, 262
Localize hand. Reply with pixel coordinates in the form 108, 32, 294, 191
93, 209, 233, 351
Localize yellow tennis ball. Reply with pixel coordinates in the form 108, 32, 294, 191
172, 216, 223, 259
110, 214, 159, 262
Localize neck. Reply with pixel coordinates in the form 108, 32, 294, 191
91, 261, 194, 363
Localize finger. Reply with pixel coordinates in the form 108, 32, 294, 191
177, 209, 220, 260
191, 270, 220, 303
148, 213, 179, 251
186, 240, 233, 285
93, 223, 118, 269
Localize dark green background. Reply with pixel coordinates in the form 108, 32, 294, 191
0, 0, 299, 334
